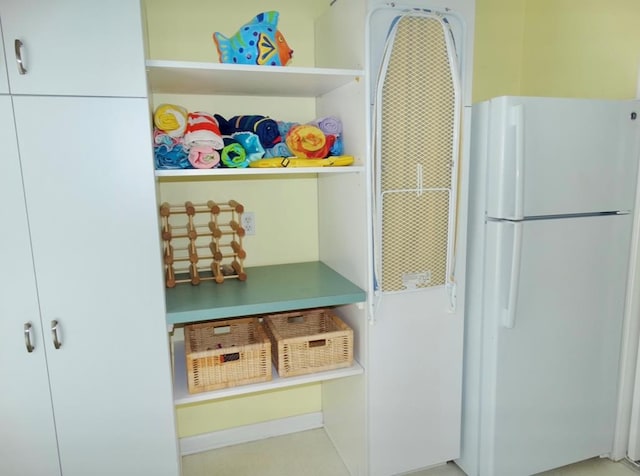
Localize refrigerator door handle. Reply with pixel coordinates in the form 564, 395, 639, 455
510, 104, 525, 220
502, 221, 523, 328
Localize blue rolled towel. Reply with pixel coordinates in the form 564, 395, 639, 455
154, 143, 190, 169
265, 142, 292, 158
215, 114, 281, 149
330, 135, 344, 156
277, 121, 298, 140
232, 131, 265, 163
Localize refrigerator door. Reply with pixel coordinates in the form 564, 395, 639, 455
479, 214, 632, 476
484, 96, 640, 220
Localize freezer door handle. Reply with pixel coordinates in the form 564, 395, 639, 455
510, 105, 525, 220
502, 221, 523, 328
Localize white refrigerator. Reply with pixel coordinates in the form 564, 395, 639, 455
457, 96, 640, 476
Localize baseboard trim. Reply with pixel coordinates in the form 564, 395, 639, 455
179, 412, 324, 456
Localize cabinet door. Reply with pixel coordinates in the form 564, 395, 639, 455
13, 96, 180, 476
0, 95, 61, 476
0, 0, 147, 97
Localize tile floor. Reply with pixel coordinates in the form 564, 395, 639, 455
412, 458, 640, 476
181, 428, 640, 476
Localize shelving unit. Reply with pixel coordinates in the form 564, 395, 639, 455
147, 5, 369, 468
152, 58, 368, 410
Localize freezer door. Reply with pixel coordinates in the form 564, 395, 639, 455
484, 96, 640, 219
480, 215, 632, 476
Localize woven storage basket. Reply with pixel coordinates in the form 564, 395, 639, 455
263, 308, 353, 378
184, 317, 271, 393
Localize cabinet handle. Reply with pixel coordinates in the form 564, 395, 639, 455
51, 320, 62, 349
14, 39, 26, 75
24, 322, 34, 353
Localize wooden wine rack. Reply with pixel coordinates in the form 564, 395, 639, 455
160, 200, 247, 287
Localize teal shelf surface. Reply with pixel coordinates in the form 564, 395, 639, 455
165, 261, 366, 326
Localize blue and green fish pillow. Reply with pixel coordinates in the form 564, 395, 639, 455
213, 11, 294, 66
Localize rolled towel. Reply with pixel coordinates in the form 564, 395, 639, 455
329, 134, 343, 156
220, 137, 249, 168
184, 112, 224, 150
232, 131, 265, 163
154, 128, 183, 148
188, 145, 220, 169
154, 104, 188, 138
310, 116, 342, 136
215, 114, 281, 149
154, 143, 190, 169
286, 124, 336, 159
277, 120, 298, 139
265, 142, 292, 158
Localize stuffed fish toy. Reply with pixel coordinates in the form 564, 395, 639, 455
213, 11, 293, 66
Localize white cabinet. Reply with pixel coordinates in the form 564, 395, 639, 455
0, 3, 180, 476
0, 96, 61, 476
0, 96, 180, 476
17, 96, 179, 476
0, 0, 147, 97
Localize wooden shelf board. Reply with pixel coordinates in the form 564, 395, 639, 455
172, 340, 363, 404
146, 60, 364, 97
165, 261, 366, 326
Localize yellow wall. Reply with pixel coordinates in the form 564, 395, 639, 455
520, 0, 640, 99
176, 385, 321, 437
145, 0, 325, 66
473, 0, 640, 102
472, 0, 526, 102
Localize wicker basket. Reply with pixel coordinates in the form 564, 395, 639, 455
263, 308, 353, 378
184, 317, 272, 393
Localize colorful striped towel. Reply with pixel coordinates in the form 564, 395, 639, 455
184, 112, 224, 150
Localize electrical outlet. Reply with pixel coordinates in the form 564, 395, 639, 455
241, 211, 255, 235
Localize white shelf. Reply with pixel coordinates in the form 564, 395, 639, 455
156, 165, 364, 178
146, 60, 364, 97
172, 340, 363, 405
